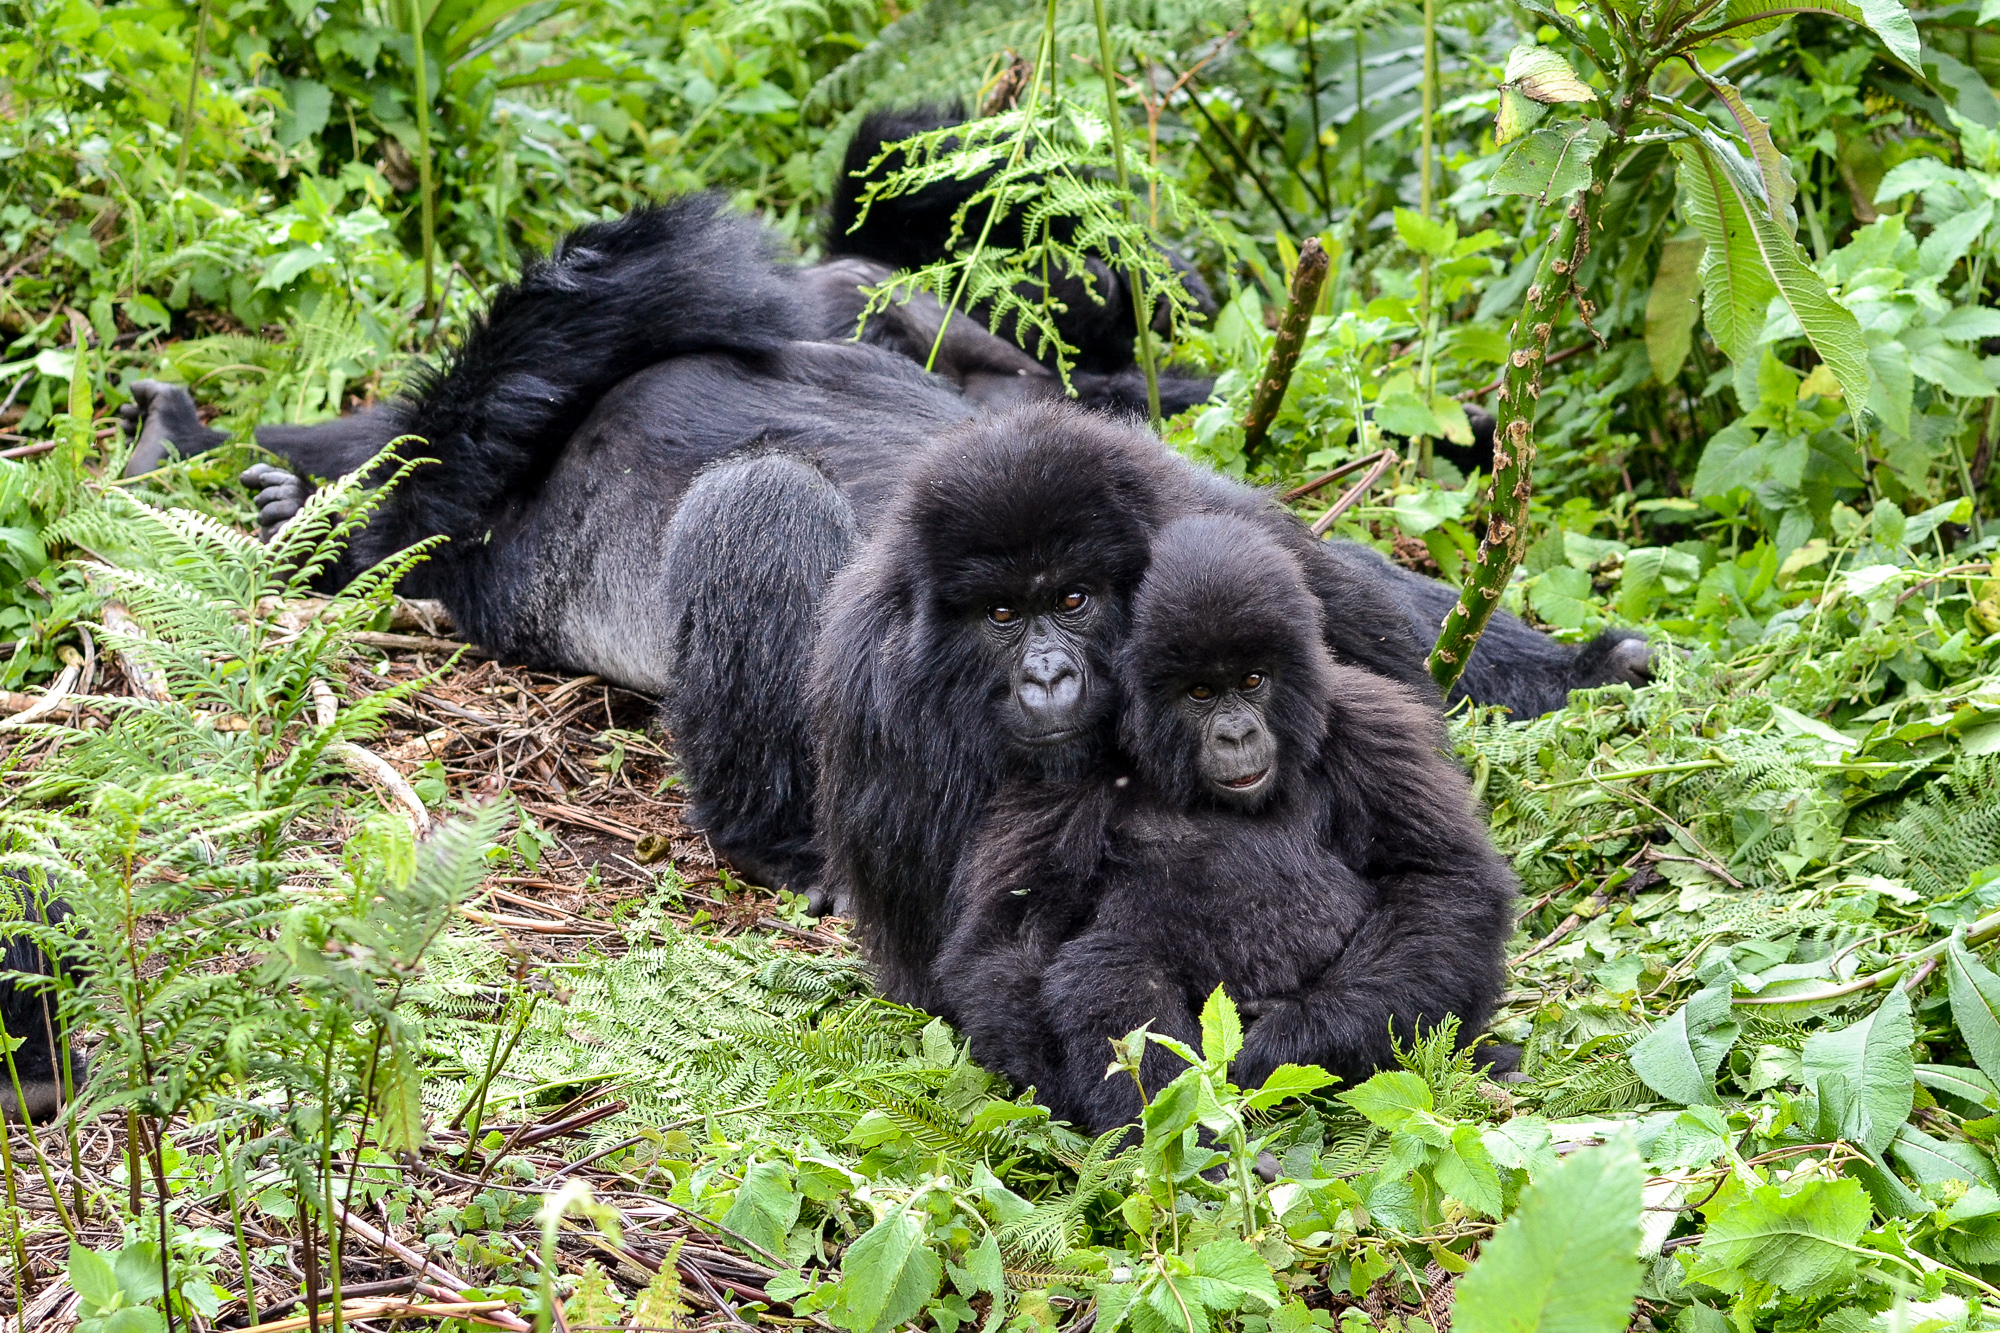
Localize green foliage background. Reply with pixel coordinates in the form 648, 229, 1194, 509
8, 0, 2000, 1329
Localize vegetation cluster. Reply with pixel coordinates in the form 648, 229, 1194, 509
8, 0, 2000, 1329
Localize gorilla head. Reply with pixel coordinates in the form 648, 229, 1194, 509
889, 404, 1182, 772
1119, 514, 1335, 811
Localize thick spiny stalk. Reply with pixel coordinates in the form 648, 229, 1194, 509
1427, 181, 1605, 693
1241, 238, 1330, 457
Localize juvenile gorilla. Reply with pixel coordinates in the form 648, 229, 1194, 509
808, 408, 1435, 1007
933, 515, 1518, 1132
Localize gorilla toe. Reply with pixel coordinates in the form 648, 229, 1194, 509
240, 463, 310, 539
1570, 629, 1654, 691
120, 381, 227, 479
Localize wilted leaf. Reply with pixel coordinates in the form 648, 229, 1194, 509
1629, 985, 1739, 1106
1949, 935, 2000, 1086
1503, 45, 1595, 102
1496, 88, 1548, 146
1646, 235, 1705, 384
1801, 987, 1913, 1155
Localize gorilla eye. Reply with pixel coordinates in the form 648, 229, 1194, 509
1241, 672, 1266, 691
1059, 590, 1089, 612
988, 606, 1019, 625
1188, 683, 1215, 701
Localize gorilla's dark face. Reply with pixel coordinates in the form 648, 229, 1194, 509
1178, 668, 1279, 805
981, 582, 1111, 746
1119, 514, 1336, 812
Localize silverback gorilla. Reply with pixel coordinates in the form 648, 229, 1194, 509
115, 195, 1638, 901
934, 514, 1516, 1130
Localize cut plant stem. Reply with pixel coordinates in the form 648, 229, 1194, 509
1428, 160, 1611, 693
409, 0, 438, 321
1735, 903, 2000, 1006
1092, 0, 1161, 426
1241, 238, 1330, 457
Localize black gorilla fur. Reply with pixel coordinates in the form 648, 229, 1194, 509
808, 406, 1437, 1008
828, 104, 1219, 416
934, 515, 1517, 1131
123, 197, 1638, 900
0, 897, 80, 1123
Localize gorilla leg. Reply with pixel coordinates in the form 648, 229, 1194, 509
660, 454, 857, 906
0, 897, 82, 1124
117, 381, 228, 478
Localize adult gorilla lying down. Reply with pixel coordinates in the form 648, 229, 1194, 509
117, 198, 1632, 906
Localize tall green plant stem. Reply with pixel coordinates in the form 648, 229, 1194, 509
409, 0, 438, 321
1092, 0, 1161, 427
1415, 0, 1436, 413
1241, 238, 1329, 457
174, 0, 211, 190
1428, 123, 1624, 693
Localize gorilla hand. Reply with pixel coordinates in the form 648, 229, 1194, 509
117, 381, 228, 479
240, 463, 311, 540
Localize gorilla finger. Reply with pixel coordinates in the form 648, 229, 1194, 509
255, 483, 303, 509
260, 498, 303, 524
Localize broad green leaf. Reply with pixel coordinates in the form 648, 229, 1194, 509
1674, 138, 1871, 408
1868, 342, 1914, 439
1676, 145, 1774, 366
1394, 208, 1457, 258
1889, 1123, 1999, 1188
1910, 342, 1997, 397
1713, 0, 1919, 72
1375, 389, 1444, 439
1629, 985, 1739, 1106
1646, 235, 1705, 383
1504, 45, 1594, 102
1685, 1179, 1869, 1299
1496, 88, 1548, 146
1949, 934, 2000, 1086
1452, 1137, 1642, 1333
1919, 202, 1995, 278
1435, 1125, 1506, 1218
1189, 1237, 1281, 1310
1199, 986, 1243, 1066
1940, 306, 2000, 341
723, 1160, 802, 1257
1432, 394, 1474, 446
838, 1207, 943, 1333
1528, 566, 1593, 630
1490, 120, 1610, 199
1801, 987, 1914, 1155
111, 1244, 162, 1303
1337, 1069, 1433, 1129
1245, 1063, 1337, 1111
1916, 1062, 2000, 1110
1698, 76, 1795, 224
276, 77, 332, 149
67, 1245, 118, 1312
101, 1310, 165, 1333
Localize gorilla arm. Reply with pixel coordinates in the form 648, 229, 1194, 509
1234, 666, 1518, 1087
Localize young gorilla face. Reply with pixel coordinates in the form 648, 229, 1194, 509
1121, 514, 1336, 810
896, 409, 1180, 769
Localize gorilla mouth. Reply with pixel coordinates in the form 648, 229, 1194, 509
1218, 768, 1271, 792
1016, 726, 1084, 746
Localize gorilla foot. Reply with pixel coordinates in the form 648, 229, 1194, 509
118, 381, 227, 479
0, 1075, 69, 1125
239, 462, 310, 540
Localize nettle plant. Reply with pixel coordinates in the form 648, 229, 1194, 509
1422, 0, 1919, 694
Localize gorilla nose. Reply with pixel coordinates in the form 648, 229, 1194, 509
1018, 653, 1083, 730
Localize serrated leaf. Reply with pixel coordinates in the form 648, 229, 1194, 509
1199, 986, 1243, 1066
1452, 1138, 1642, 1333
1910, 342, 1998, 397
1949, 935, 2000, 1086
1646, 235, 1706, 383
1496, 88, 1548, 146
1674, 137, 1871, 408
1189, 1237, 1281, 1310
1435, 1125, 1506, 1218
1802, 987, 1914, 1155
1431, 394, 1474, 446
839, 1207, 943, 1333
67, 1245, 118, 1312
111, 1245, 162, 1303
1337, 1069, 1433, 1129
1503, 45, 1595, 102
1685, 1179, 1869, 1299
1245, 1063, 1337, 1111
723, 1161, 803, 1261
1629, 985, 1739, 1106
1490, 120, 1610, 199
